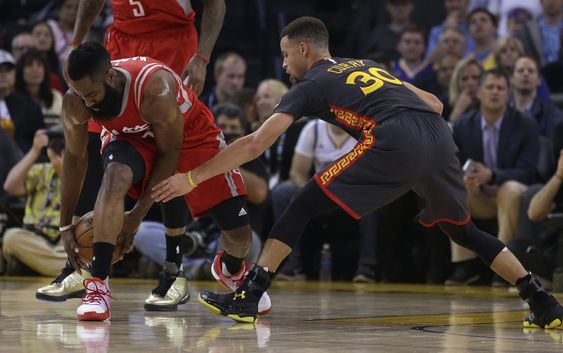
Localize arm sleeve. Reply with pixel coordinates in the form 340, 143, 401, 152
294, 120, 317, 158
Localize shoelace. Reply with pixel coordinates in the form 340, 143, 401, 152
152, 271, 178, 296
52, 266, 76, 284
82, 280, 114, 308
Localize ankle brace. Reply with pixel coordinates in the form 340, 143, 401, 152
516, 273, 547, 303
242, 266, 273, 297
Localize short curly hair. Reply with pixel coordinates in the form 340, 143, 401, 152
67, 41, 111, 82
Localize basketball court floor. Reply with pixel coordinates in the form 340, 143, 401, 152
1, 277, 563, 352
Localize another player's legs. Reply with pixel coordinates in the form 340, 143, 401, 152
144, 197, 190, 311
36, 132, 102, 302
199, 181, 338, 322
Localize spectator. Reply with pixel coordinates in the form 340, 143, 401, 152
511, 56, 563, 137
448, 69, 540, 285
493, 36, 525, 76
515, 0, 563, 67
201, 52, 246, 108
448, 56, 483, 123
2, 130, 66, 276
467, 8, 498, 70
47, 0, 79, 73
31, 21, 64, 92
0, 127, 22, 203
11, 32, 35, 61
273, 119, 379, 283
392, 26, 433, 83
430, 26, 467, 64
363, 0, 415, 61
427, 0, 475, 60
15, 49, 63, 126
230, 88, 258, 129
254, 79, 288, 131
488, 0, 542, 37
0, 49, 45, 153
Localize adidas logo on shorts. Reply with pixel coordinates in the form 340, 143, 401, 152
238, 208, 247, 217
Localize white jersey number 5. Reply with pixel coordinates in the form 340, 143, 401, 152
129, 0, 145, 17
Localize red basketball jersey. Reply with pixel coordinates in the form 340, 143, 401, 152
97, 56, 220, 154
111, 0, 195, 35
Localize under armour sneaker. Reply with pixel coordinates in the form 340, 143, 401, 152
211, 250, 272, 315
144, 262, 190, 311
36, 267, 91, 301
518, 273, 563, 329
77, 278, 112, 321
199, 266, 272, 323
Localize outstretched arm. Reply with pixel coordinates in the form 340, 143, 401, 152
152, 112, 294, 202
183, 0, 226, 95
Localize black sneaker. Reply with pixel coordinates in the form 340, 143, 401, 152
198, 266, 272, 323
518, 274, 563, 329
445, 259, 481, 285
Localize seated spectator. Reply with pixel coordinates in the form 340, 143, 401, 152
448, 56, 483, 123
467, 8, 498, 70
414, 54, 461, 118
2, 130, 66, 276
363, 0, 415, 61
11, 32, 35, 61
426, 0, 475, 61
515, 0, 563, 67
15, 49, 63, 126
254, 79, 288, 131
427, 26, 467, 65
273, 119, 378, 283
0, 127, 22, 203
31, 21, 64, 93
46, 0, 78, 73
200, 52, 246, 108
0, 49, 45, 153
392, 26, 433, 83
511, 56, 563, 137
487, 0, 542, 37
448, 69, 540, 285
493, 36, 525, 76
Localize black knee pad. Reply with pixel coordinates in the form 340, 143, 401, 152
439, 221, 505, 265
160, 196, 188, 229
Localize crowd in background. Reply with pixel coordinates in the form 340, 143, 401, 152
0, 0, 563, 287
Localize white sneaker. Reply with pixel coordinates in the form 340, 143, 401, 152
76, 321, 111, 353
211, 250, 272, 315
77, 278, 112, 321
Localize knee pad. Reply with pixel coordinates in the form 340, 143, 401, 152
439, 221, 505, 265
160, 197, 188, 229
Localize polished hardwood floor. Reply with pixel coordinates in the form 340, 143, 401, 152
1, 277, 563, 352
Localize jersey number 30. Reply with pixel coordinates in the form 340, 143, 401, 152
129, 0, 146, 17
346, 67, 403, 95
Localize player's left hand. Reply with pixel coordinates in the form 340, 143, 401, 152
116, 211, 141, 259
182, 55, 207, 96
152, 173, 193, 202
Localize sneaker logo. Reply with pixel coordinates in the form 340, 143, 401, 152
238, 208, 247, 217
233, 291, 246, 300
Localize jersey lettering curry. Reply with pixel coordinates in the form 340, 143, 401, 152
274, 57, 437, 139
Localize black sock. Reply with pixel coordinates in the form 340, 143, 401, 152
92, 242, 115, 280
165, 234, 182, 268
222, 252, 244, 275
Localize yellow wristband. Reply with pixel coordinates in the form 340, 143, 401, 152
186, 171, 198, 188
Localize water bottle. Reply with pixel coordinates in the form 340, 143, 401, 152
319, 243, 332, 282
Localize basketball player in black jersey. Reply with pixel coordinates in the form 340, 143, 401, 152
152, 17, 563, 327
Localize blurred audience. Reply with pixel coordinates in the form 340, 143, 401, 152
15, 49, 63, 126
448, 56, 483, 123
488, 0, 543, 37
467, 8, 498, 70
201, 52, 246, 108
427, 0, 474, 61
449, 69, 540, 285
0, 127, 22, 203
46, 0, 79, 73
31, 21, 64, 92
392, 25, 433, 83
427, 26, 467, 64
0, 49, 45, 153
2, 129, 66, 276
11, 32, 35, 61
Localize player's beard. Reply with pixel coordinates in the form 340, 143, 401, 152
88, 83, 123, 120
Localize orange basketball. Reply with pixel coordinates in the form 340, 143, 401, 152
74, 211, 121, 264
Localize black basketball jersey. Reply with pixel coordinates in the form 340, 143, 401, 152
274, 57, 437, 139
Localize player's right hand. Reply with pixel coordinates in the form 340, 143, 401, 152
61, 227, 86, 274
151, 172, 193, 202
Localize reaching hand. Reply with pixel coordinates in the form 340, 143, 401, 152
152, 173, 193, 202
61, 227, 86, 274
182, 55, 208, 96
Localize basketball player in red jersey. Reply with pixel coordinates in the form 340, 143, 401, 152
36, 0, 228, 311
59, 42, 270, 321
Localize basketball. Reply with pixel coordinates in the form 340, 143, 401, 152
74, 211, 121, 264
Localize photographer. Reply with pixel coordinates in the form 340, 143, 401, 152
2, 129, 66, 276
